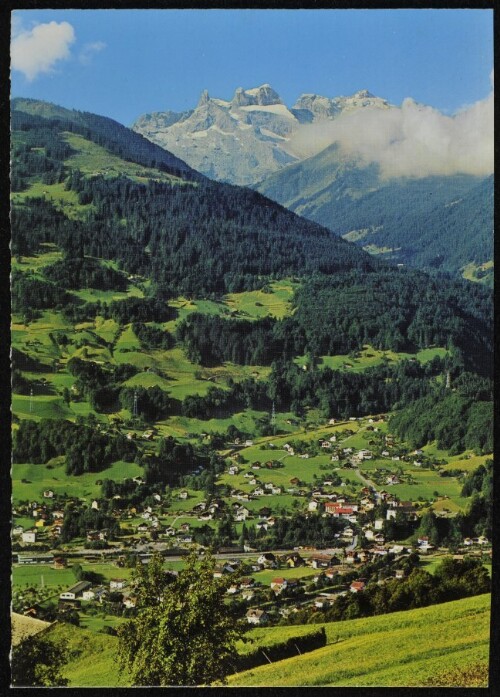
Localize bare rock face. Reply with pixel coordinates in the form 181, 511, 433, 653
132, 85, 392, 186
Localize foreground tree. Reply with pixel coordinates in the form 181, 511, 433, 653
11, 635, 68, 686
118, 552, 241, 686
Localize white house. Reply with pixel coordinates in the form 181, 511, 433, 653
110, 578, 127, 590
123, 595, 137, 609
21, 531, 36, 544
60, 581, 91, 600
246, 609, 269, 625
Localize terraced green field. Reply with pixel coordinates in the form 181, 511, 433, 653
11, 181, 92, 219
12, 459, 144, 505
228, 593, 491, 687
295, 345, 449, 373
225, 280, 299, 320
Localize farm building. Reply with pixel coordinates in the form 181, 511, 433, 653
60, 581, 92, 600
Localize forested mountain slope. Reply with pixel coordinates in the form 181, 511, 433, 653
11, 98, 200, 181
11, 100, 492, 369
12, 101, 376, 297
255, 143, 493, 280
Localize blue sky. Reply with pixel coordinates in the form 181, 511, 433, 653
11, 9, 493, 126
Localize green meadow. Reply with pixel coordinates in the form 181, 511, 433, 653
45, 624, 128, 687
225, 280, 299, 320
63, 132, 185, 185
12, 459, 144, 505
11, 244, 64, 272
462, 260, 493, 286
295, 345, 449, 373
383, 467, 464, 505
250, 566, 319, 585
13, 564, 77, 591
10, 181, 91, 219
72, 285, 144, 304
227, 593, 491, 687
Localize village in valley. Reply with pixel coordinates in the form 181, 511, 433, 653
12, 413, 492, 630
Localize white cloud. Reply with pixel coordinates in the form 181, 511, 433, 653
79, 41, 106, 66
289, 84, 494, 179
11, 14, 24, 39
11, 21, 75, 81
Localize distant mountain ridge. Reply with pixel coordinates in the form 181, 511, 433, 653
255, 141, 493, 281
132, 84, 391, 185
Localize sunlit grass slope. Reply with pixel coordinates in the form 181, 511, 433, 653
227, 593, 490, 687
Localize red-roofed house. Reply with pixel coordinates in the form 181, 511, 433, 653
270, 577, 288, 593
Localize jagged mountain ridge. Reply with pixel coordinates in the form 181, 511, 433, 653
132, 85, 391, 185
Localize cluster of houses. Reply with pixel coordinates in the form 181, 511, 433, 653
57, 576, 138, 614
13, 501, 67, 545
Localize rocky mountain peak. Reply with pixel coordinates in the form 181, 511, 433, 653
132, 85, 392, 186
292, 93, 339, 118
231, 84, 283, 108
197, 89, 210, 107
353, 89, 375, 99
232, 87, 254, 108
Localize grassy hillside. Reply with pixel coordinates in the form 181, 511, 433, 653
227, 593, 491, 687
46, 624, 127, 687
294, 345, 449, 373
40, 593, 490, 687
12, 98, 198, 178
